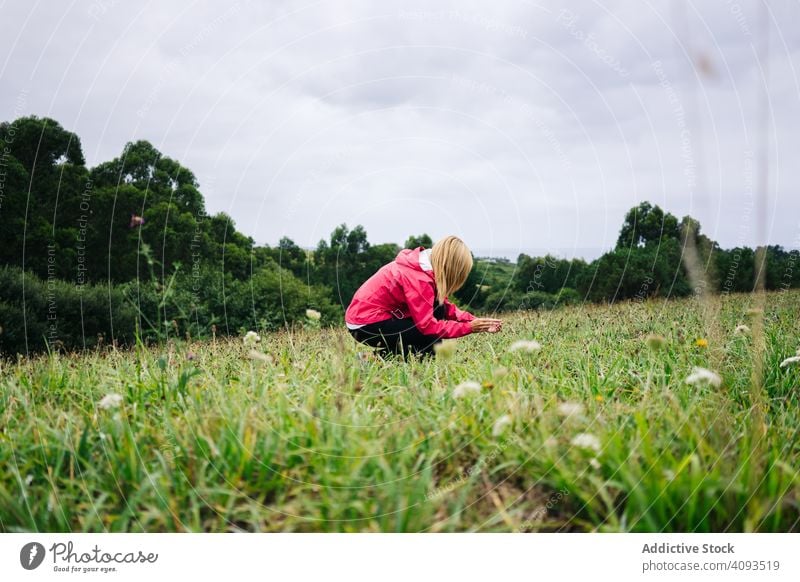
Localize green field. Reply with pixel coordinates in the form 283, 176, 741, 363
1, 291, 799, 532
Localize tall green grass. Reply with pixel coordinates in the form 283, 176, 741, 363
1, 291, 798, 532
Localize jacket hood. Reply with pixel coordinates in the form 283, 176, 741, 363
395, 247, 434, 276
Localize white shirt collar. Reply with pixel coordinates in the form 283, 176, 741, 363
418, 248, 433, 271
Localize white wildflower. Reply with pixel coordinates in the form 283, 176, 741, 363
734, 324, 750, 335
98, 393, 123, 410
305, 309, 321, 320
492, 414, 512, 437
453, 380, 482, 398
25, 474, 33, 486
589, 457, 601, 470
571, 433, 601, 453
509, 340, 542, 353
243, 331, 261, 346
779, 355, 800, 368
557, 401, 585, 418
685, 367, 722, 388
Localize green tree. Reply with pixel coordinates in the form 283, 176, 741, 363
0, 116, 89, 279
313, 224, 375, 307
617, 201, 680, 249
404, 233, 433, 249
225, 258, 338, 332
0, 115, 84, 173
581, 237, 691, 303
262, 236, 312, 282
516, 254, 587, 295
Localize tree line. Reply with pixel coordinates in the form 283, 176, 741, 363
484, 201, 799, 313
1, 116, 797, 355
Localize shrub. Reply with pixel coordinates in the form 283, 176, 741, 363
0, 266, 138, 355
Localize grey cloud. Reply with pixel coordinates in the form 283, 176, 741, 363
1, 0, 798, 259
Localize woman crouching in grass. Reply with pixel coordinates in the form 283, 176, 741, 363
345, 235, 502, 358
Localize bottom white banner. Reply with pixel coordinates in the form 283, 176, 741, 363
1, 533, 797, 581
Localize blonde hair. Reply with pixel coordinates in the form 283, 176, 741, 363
430, 235, 473, 304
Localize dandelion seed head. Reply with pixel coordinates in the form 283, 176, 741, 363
509, 339, 542, 353
779, 355, 800, 368
98, 393, 123, 410
492, 414, 512, 437
305, 309, 321, 320
685, 367, 722, 388
453, 380, 482, 398
243, 331, 261, 346
557, 401, 584, 418
571, 433, 601, 453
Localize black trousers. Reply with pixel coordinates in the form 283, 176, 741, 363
348, 302, 447, 358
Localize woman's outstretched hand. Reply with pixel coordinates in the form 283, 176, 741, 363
470, 317, 503, 333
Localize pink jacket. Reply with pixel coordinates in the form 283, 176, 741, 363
345, 247, 475, 339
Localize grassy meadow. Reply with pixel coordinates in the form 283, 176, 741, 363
1, 290, 799, 532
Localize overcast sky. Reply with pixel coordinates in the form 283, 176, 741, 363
2, 0, 799, 260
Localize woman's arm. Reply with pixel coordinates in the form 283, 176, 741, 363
402, 279, 473, 338
442, 299, 476, 322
